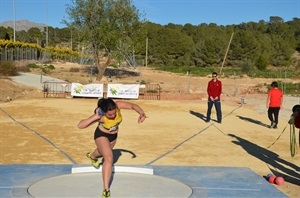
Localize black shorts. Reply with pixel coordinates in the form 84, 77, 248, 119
94, 127, 118, 142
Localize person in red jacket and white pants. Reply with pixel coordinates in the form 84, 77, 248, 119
206, 72, 222, 123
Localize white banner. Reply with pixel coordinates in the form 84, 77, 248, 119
107, 84, 140, 99
71, 83, 104, 98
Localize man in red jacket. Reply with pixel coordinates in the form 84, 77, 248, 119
206, 72, 222, 123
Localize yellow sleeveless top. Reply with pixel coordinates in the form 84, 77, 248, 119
101, 108, 122, 130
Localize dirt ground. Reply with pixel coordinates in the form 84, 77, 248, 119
0, 62, 299, 197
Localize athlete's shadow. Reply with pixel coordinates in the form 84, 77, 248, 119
229, 134, 300, 186
98, 148, 136, 165
113, 149, 136, 164
189, 110, 207, 122
108, 149, 136, 188
236, 115, 270, 128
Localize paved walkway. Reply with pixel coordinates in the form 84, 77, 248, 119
10, 72, 66, 90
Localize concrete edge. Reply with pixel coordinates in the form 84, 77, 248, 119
71, 165, 154, 175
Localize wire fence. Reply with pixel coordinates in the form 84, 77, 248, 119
1, 47, 39, 61
0, 47, 77, 63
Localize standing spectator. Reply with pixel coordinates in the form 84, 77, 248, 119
206, 72, 222, 123
266, 81, 283, 129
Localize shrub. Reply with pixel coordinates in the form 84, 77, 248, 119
140, 80, 146, 84
44, 64, 55, 70
0, 61, 18, 76
69, 67, 80, 72
17, 66, 30, 72
256, 54, 268, 70
240, 59, 255, 76
27, 63, 39, 68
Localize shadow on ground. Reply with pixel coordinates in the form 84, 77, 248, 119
229, 134, 300, 186
236, 115, 270, 128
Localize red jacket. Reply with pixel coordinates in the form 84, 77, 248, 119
268, 88, 283, 107
207, 79, 222, 99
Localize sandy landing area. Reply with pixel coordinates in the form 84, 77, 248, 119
0, 94, 299, 197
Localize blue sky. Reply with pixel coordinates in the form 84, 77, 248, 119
0, 0, 299, 28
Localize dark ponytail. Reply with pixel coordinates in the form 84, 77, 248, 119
95, 98, 116, 114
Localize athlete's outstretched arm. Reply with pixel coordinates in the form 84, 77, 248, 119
78, 113, 101, 129
116, 101, 147, 123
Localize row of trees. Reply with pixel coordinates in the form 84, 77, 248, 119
142, 18, 300, 69
1, 0, 299, 81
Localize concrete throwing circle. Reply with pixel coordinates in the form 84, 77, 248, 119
28, 172, 192, 197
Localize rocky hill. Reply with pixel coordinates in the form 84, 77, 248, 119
0, 19, 47, 31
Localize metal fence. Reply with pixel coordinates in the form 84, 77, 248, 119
42, 82, 161, 100
138, 84, 161, 100
0, 47, 75, 62
43, 81, 72, 98
0, 47, 42, 61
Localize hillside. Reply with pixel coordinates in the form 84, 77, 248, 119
0, 20, 47, 31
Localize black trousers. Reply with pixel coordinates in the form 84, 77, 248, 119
268, 107, 280, 125
207, 98, 222, 122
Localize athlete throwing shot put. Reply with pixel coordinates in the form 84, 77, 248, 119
77, 98, 147, 198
